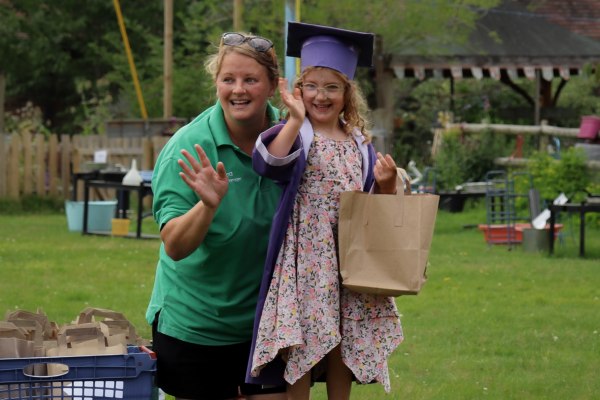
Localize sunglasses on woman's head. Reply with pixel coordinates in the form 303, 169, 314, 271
221, 33, 273, 52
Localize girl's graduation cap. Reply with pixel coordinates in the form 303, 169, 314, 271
286, 22, 374, 79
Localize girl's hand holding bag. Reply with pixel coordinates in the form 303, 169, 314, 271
338, 168, 439, 296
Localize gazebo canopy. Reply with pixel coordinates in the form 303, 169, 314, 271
389, 1, 600, 81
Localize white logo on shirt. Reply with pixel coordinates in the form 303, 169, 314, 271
227, 171, 241, 183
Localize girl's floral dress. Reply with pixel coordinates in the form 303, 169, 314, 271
250, 131, 403, 392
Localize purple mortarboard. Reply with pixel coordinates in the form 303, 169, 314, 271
286, 22, 374, 79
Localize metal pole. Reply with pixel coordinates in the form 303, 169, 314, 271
113, 0, 148, 120
163, 0, 173, 118
284, 0, 300, 90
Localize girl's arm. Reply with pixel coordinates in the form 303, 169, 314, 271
267, 78, 305, 157
373, 152, 398, 194
160, 144, 228, 261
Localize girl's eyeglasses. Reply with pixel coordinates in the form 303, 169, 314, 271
221, 32, 273, 52
301, 83, 344, 97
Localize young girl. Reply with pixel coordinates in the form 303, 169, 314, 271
247, 22, 403, 399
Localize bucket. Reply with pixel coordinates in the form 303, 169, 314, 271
521, 228, 550, 253
111, 218, 131, 236
65, 200, 117, 232
578, 116, 600, 140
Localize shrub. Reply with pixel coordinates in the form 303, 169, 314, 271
527, 147, 591, 203
0, 195, 64, 215
433, 128, 510, 190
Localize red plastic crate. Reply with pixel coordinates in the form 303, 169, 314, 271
478, 223, 563, 244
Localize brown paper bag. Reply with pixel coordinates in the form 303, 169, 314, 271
0, 321, 46, 399
76, 307, 145, 345
76, 307, 127, 324
51, 323, 127, 356
339, 170, 439, 296
5, 308, 56, 340
0, 321, 34, 357
45, 323, 127, 378
44, 322, 127, 398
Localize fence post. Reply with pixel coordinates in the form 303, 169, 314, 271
35, 134, 45, 196
48, 134, 59, 196
539, 120, 549, 152
7, 133, 20, 199
23, 130, 33, 195
61, 134, 72, 201
0, 133, 7, 197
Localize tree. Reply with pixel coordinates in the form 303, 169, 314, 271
0, 0, 164, 132
300, 0, 501, 54
1, 0, 501, 134
130, 0, 286, 119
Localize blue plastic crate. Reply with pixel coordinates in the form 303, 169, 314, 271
0, 346, 156, 399
65, 200, 118, 232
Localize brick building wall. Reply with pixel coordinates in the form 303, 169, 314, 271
522, 0, 600, 41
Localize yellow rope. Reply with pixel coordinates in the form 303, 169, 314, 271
113, 0, 148, 120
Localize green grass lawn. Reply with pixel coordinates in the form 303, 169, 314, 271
1, 201, 599, 399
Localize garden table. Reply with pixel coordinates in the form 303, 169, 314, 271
548, 202, 600, 257
82, 179, 156, 239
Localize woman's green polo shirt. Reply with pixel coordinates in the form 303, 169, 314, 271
146, 102, 281, 345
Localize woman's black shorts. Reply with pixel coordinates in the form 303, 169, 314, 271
152, 314, 285, 399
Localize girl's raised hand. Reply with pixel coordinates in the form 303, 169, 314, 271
178, 144, 229, 210
278, 77, 305, 122
374, 152, 398, 194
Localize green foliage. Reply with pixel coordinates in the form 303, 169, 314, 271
0, 195, 64, 214
1, 0, 165, 131
301, 0, 501, 54
2, 0, 504, 134
528, 147, 591, 203
392, 74, 529, 166
556, 72, 600, 119
431, 128, 468, 190
432, 129, 510, 190
393, 80, 448, 166
101, 0, 288, 120
453, 79, 531, 124
72, 79, 113, 135
3, 102, 52, 135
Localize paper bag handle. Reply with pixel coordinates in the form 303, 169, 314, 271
397, 167, 412, 195
363, 168, 411, 227
57, 323, 105, 348
78, 307, 127, 324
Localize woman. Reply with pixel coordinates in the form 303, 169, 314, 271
146, 32, 286, 400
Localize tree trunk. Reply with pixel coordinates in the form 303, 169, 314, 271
234, 0, 243, 31
0, 72, 5, 134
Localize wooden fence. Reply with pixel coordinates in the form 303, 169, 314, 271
1, 121, 598, 201
442, 121, 600, 170
0, 132, 171, 200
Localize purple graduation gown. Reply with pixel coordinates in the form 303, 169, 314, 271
245, 118, 377, 386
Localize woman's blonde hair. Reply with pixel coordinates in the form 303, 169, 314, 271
295, 66, 372, 142
204, 32, 279, 86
